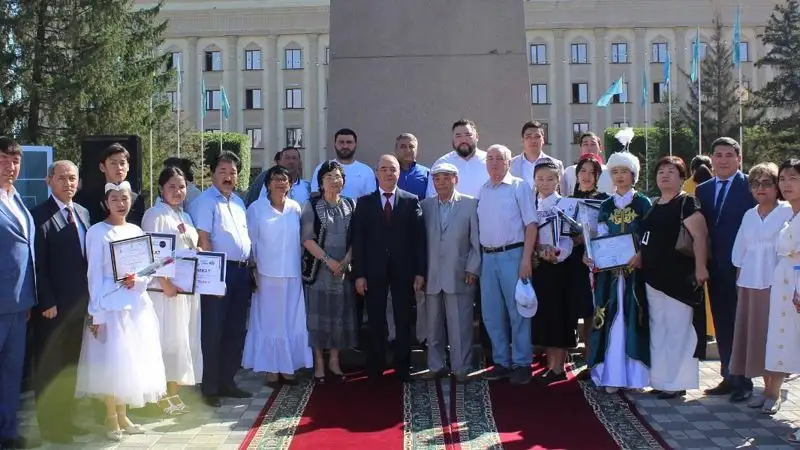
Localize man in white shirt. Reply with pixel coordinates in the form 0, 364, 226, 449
509, 120, 564, 190
561, 132, 611, 195
311, 129, 376, 200
426, 119, 488, 198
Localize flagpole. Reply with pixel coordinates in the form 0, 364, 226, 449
622, 73, 627, 126
149, 94, 154, 207
698, 33, 703, 156
668, 75, 673, 156
738, 55, 744, 155
645, 93, 650, 191
176, 64, 181, 158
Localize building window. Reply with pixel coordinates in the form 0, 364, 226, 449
205, 128, 220, 133
245, 89, 262, 109
611, 43, 628, 63
285, 49, 302, 69
613, 122, 629, 128
204, 51, 222, 71
653, 82, 668, 103
286, 127, 304, 148
530, 44, 546, 65
539, 122, 549, 144
246, 128, 263, 149
651, 42, 668, 63
205, 89, 221, 110
739, 41, 749, 62
166, 91, 178, 111
285, 88, 302, 109
245, 50, 262, 70
325, 47, 330, 65
572, 122, 590, 144
531, 84, 547, 104
571, 83, 588, 104
742, 80, 751, 91
571, 43, 588, 64
167, 52, 182, 71
612, 82, 629, 104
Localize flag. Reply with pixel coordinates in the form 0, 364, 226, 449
201, 78, 207, 119
690, 27, 700, 82
663, 49, 671, 86
640, 69, 648, 108
220, 86, 230, 120
596, 76, 623, 108
733, 4, 742, 67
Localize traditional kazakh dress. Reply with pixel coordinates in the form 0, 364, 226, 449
588, 190, 652, 389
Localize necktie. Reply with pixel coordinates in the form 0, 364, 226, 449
714, 179, 729, 223
383, 192, 393, 222
65, 206, 76, 225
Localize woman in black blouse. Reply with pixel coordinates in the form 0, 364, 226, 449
640, 156, 710, 399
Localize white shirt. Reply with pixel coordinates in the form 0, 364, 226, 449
426, 150, 488, 198
0, 185, 27, 237
732, 202, 793, 289
510, 152, 564, 192
258, 179, 312, 206
53, 196, 86, 255
188, 185, 251, 263
536, 193, 573, 263
311, 160, 376, 200
477, 173, 538, 247
246, 197, 302, 277
379, 187, 397, 208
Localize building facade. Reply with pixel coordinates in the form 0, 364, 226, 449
141, 0, 778, 174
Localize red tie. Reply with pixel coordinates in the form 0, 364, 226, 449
383, 192, 393, 221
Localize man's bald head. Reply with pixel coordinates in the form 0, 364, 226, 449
376, 154, 400, 191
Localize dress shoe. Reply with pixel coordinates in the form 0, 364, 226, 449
484, 365, 512, 381
509, 366, 532, 385
704, 380, 734, 396
395, 372, 413, 383
730, 388, 753, 403
454, 373, 472, 384
219, 387, 253, 398
0, 436, 40, 449
202, 395, 222, 407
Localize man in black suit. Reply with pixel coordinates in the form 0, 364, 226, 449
351, 154, 427, 382
74, 143, 145, 226
30, 160, 91, 444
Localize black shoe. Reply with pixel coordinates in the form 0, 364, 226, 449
67, 424, 90, 436
704, 380, 734, 396
202, 395, 222, 407
657, 390, 686, 399
509, 366, 532, 385
730, 388, 753, 403
219, 387, 253, 398
484, 365, 512, 381
0, 436, 40, 449
537, 370, 567, 385
575, 369, 591, 381
649, 389, 664, 395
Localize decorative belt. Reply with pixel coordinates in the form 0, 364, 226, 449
481, 242, 524, 254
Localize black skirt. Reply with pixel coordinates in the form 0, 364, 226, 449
566, 244, 594, 322
531, 260, 576, 349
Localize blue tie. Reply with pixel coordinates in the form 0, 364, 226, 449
714, 179, 729, 223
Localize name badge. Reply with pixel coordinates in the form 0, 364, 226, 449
641, 231, 650, 246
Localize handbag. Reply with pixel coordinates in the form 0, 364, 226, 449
675, 195, 696, 257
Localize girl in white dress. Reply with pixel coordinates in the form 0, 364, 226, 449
142, 166, 203, 415
242, 165, 313, 386
75, 182, 167, 442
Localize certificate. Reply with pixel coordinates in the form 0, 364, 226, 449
556, 198, 580, 235
589, 233, 638, 271
147, 233, 176, 278
110, 235, 154, 282
196, 251, 227, 296
577, 201, 602, 235
147, 258, 198, 295
537, 219, 557, 248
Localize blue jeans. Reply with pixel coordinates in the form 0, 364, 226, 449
480, 247, 531, 368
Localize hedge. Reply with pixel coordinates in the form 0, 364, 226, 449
200, 132, 252, 192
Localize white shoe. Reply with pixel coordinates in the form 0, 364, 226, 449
762, 397, 782, 415
748, 394, 766, 408
605, 386, 619, 394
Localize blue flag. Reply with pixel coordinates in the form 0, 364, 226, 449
690, 28, 700, 82
663, 49, 671, 86
596, 77, 623, 108
201, 78, 207, 119
733, 4, 742, 67
220, 86, 231, 120
640, 69, 648, 108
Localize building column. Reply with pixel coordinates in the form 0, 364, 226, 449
633, 27, 647, 127
185, 37, 198, 128
307, 34, 320, 178
226, 35, 241, 133
265, 35, 279, 166
593, 27, 607, 132
554, 29, 568, 158
674, 27, 688, 105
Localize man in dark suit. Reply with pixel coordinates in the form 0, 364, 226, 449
0, 137, 38, 449
30, 160, 91, 444
74, 143, 145, 226
351, 154, 426, 382
696, 137, 755, 402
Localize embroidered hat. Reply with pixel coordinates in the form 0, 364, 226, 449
606, 152, 641, 184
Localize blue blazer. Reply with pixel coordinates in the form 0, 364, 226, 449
696, 171, 755, 273
0, 189, 36, 314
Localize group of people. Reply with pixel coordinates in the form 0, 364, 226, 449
2, 115, 800, 447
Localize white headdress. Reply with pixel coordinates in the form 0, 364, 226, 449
605, 127, 640, 184
104, 181, 132, 194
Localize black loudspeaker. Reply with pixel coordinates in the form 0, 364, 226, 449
80, 135, 142, 194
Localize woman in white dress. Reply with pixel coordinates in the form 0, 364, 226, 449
142, 166, 203, 415
242, 165, 313, 386
75, 182, 167, 442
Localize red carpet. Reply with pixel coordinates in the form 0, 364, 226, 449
450, 363, 667, 450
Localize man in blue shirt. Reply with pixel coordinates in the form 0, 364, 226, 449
395, 133, 429, 200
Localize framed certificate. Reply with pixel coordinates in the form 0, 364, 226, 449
537, 219, 557, 248
556, 198, 580, 236
110, 235, 154, 282
196, 251, 227, 296
577, 201, 602, 235
147, 257, 198, 295
589, 233, 638, 272
147, 233, 176, 278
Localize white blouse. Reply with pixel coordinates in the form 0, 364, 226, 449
536, 193, 573, 263
732, 202, 794, 289
246, 197, 302, 277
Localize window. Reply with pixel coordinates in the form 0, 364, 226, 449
653, 82, 669, 103
285, 49, 302, 69
572, 123, 590, 144
325, 47, 330, 65
571, 83, 588, 104
166, 91, 178, 111
612, 82, 629, 104
530, 44, 547, 65
204, 51, 222, 71
205, 89, 221, 110
613, 122, 629, 128
16, 146, 52, 208
285, 88, 302, 109
611, 43, 628, 63
205, 128, 221, 133
571, 43, 588, 64
539, 122, 549, 144
651, 42, 668, 63
739, 42, 749, 62
167, 52, 182, 71
531, 84, 547, 104
245, 89, 262, 109
245, 50, 262, 70
246, 128, 263, 149
286, 127, 304, 148
742, 80, 751, 91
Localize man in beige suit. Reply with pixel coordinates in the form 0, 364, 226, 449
421, 162, 481, 383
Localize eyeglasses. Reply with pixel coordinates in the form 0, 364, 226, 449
750, 180, 775, 189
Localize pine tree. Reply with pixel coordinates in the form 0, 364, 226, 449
0, 0, 24, 135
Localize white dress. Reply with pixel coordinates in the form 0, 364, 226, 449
242, 198, 313, 374
765, 212, 800, 374
142, 202, 203, 385
75, 222, 167, 407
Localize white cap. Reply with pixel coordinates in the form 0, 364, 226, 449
431, 162, 459, 175
515, 278, 538, 318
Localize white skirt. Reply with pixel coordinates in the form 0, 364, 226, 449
75, 298, 167, 407
242, 276, 313, 374
150, 291, 203, 385
646, 284, 699, 391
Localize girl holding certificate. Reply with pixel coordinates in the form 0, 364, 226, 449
583, 151, 652, 393
142, 166, 203, 415
531, 161, 574, 384
75, 182, 167, 442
